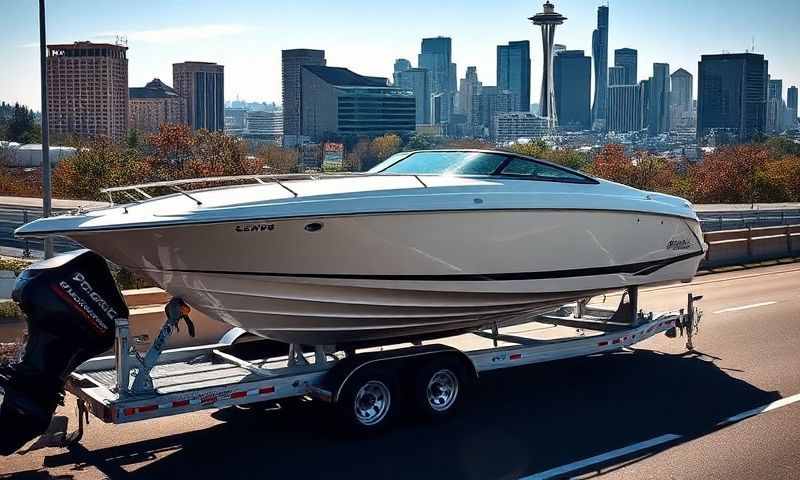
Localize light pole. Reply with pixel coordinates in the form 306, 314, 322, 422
38, 0, 53, 258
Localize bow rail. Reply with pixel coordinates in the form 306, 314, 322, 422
98, 172, 428, 206
99, 172, 358, 205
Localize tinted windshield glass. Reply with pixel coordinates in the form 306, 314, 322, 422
370, 151, 507, 175
500, 158, 588, 182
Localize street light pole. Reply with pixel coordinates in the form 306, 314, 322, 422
39, 0, 54, 258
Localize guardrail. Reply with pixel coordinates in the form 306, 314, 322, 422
698, 209, 800, 232
0, 206, 81, 256
702, 224, 800, 268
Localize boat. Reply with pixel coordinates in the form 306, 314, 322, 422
15, 149, 706, 346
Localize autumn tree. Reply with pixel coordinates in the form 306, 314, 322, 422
687, 145, 769, 204
258, 144, 299, 174
344, 139, 371, 172
53, 138, 151, 200
404, 134, 439, 151
586, 144, 632, 184
368, 134, 403, 168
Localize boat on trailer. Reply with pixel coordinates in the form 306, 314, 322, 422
14, 149, 706, 346
0, 243, 703, 451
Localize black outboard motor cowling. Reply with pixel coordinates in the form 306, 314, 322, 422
0, 249, 127, 455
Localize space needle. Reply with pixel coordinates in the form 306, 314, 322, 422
529, 1, 567, 129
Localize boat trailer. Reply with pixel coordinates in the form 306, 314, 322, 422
1, 282, 702, 454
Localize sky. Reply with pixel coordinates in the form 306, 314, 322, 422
1, 0, 799, 110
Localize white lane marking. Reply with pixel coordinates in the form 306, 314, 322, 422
520, 392, 800, 480
712, 301, 777, 314
521, 434, 681, 480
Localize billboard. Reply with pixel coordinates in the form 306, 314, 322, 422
322, 142, 344, 171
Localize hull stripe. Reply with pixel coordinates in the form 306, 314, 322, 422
160, 250, 704, 282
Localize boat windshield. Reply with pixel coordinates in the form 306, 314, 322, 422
368, 151, 508, 175
368, 151, 595, 183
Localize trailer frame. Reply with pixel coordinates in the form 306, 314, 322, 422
58, 288, 701, 442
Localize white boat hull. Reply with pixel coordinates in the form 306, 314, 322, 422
66, 209, 705, 344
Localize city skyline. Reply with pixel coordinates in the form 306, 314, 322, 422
2, 0, 800, 110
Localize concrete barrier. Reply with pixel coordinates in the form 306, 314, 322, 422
0, 270, 14, 299
703, 225, 800, 268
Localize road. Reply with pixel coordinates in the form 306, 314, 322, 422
2, 261, 800, 479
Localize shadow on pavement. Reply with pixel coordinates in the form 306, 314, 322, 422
36, 349, 778, 480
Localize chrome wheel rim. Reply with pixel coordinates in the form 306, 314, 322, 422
353, 380, 391, 426
427, 369, 459, 412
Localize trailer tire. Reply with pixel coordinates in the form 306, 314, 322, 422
413, 359, 465, 420
336, 368, 397, 433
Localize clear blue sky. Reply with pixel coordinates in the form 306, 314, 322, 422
1, 0, 798, 109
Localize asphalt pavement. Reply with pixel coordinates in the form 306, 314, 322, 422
1, 261, 800, 479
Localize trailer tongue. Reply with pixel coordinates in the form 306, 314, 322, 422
0, 250, 127, 455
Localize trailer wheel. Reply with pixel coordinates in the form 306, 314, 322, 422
337, 368, 396, 432
414, 360, 465, 419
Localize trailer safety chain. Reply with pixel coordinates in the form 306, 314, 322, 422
64, 398, 89, 447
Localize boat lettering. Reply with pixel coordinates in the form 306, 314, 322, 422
57, 279, 109, 332
72, 272, 119, 322
666, 238, 692, 250
235, 223, 275, 233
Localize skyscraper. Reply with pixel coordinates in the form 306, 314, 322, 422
46, 42, 129, 141
395, 67, 432, 124
496, 41, 531, 112
788, 86, 798, 126
639, 78, 651, 130
648, 63, 670, 135
172, 62, 224, 132
767, 78, 783, 133
607, 84, 641, 133
457, 66, 482, 132
697, 53, 768, 144
475, 86, 518, 138
591, 5, 609, 129
608, 66, 625, 86
614, 48, 638, 85
419, 37, 456, 97
553, 50, 591, 130
670, 68, 693, 128
529, 1, 567, 127
281, 49, 326, 143
393, 58, 411, 85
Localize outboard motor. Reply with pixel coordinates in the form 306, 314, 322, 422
0, 249, 127, 455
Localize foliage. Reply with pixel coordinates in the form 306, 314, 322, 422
687, 145, 768, 204
404, 134, 439, 151
4, 115, 800, 206
111, 265, 156, 290
54, 138, 152, 200
258, 144, 299, 174
0, 301, 24, 323
505, 141, 590, 171
368, 134, 403, 167
344, 139, 371, 172
0, 257, 33, 276
0, 166, 45, 197
51, 124, 264, 200
0, 102, 40, 143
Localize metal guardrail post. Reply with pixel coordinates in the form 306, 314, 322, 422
787, 226, 793, 256
746, 226, 753, 258
22, 210, 31, 258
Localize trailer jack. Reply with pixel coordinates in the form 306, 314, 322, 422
665, 293, 703, 350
